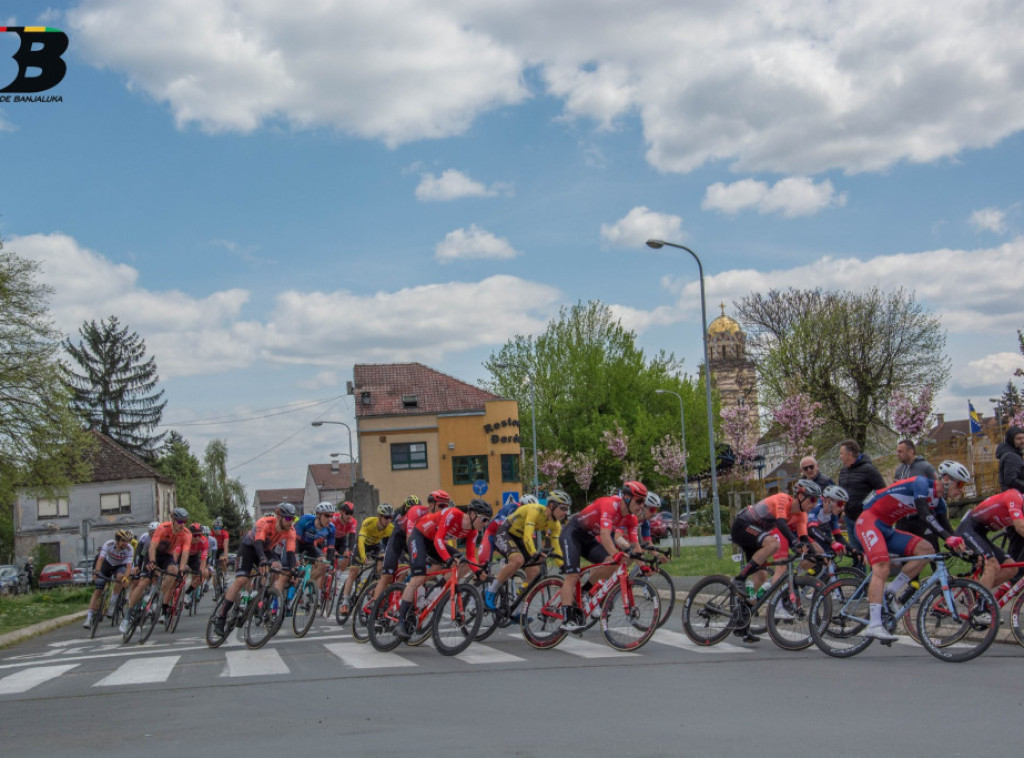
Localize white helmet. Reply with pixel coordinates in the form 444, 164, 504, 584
938, 460, 971, 483
823, 485, 849, 503
315, 501, 335, 515
520, 494, 539, 505
645, 492, 662, 511
148, 521, 160, 532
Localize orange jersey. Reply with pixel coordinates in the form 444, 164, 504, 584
152, 522, 192, 557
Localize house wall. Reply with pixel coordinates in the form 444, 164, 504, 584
359, 414, 441, 508
15, 478, 169, 564
437, 399, 522, 512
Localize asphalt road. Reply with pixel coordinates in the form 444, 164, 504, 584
1, 591, 1021, 758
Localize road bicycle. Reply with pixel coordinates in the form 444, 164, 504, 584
350, 563, 410, 644
88, 571, 128, 639
243, 566, 288, 649
807, 551, 998, 663
682, 553, 819, 651
317, 557, 338, 618
288, 555, 325, 638
204, 572, 260, 649
368, 558, 484, 656
163, 570, 193, 634
121, 568, 167, 645
474, 551, 553, 642
212, 561, 227, 601
518, 555, 661, 652
631, 547, 675, 628
336, 548, 383, 625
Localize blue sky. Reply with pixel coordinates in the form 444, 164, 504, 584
3, 1, 1024, 500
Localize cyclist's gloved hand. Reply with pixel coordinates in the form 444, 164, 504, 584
443, 556, 456, 568
945, 535, 965, 552
830, 542, 845, 556
611, 551, 627, 564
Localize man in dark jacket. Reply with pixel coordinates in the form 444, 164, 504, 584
893, 439, 936, 481
799, 455, 834, 493
997, 426, 1024, 494
838, 439, 886, 554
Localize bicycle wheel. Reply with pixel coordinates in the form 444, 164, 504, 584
167, 584, 186, 634
681, 575, 740, 646
205, 597, 230, 648
644, 569, 675, 628
368, 583, 405, 652
244, 587, 285, 649
110, 589, 126, 626
520, 576, 566, 650
807, 577, 873, 658
1010, 592, 1024, 648
90, 589, 108, 639
292, 583, 318, 638
350, 581, 377, 643
601, 577, 660, 651
137, 593, 161, 645
916, 579, 998, 663
432, 583, 483, 656
475, 582, 501, 642
766, 576, 819, 651
122, 600, 142, 644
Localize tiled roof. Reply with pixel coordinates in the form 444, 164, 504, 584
925, 416, 999, 445
86, 430, 173, 484
254, 488, 305, 505
308, 463, 354, 490
352, 363, 502, 418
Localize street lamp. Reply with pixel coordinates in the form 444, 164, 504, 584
495, 363, 539, 497
655, 388, 691, 557
646, 239, 724, 558
311, 420, 358, 484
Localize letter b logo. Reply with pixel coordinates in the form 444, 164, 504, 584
1, 28, 69, 93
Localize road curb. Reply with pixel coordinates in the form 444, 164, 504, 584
0, 610, 88, 650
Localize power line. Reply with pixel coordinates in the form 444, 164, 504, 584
161, 394, 347, 427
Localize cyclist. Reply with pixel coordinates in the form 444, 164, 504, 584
394, 498, 492, 640
183, 523, 210, 609
130, 521, 160, 585
854, 460, 968, 642
211, 517, 230, 574
484, 490, 569, 610
338, 504, 395, 616
120, 508, 192, 633
331, 502, 358, 577
212, 503, 298, 636
954, 487, 1024, 591
478, 493, 537, 565
558, 481, 648, 632
294, 502, 337, 591
807, 485, 850, 556
84, 529, 134, 628
635, 492, 671, 562
730, 480, 821, 599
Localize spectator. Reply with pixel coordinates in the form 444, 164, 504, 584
24, 557, 35, 591
997, 426, 1024, 494
799, 455, 834, 493
837, 439, 886, 554
893, 439, 936, 481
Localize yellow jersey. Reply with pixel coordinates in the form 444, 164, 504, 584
357, 516, 394, 562
504, 504, 564, 561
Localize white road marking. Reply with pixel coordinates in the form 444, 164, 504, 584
0, 664, 79, 695
95, 656, 180, 686
651, 628, 754, 654
221, 648, 289, 677
324, 642, 417, 668
453, 644, 525, 664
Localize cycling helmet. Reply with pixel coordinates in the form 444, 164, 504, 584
520, 494, 539, 505
212, 517, 224, 529
148, 521, 160, 532
621, 481, 649, 502
340, 501, 354, 514
938, 460, 971, 483
189, 522, 202, 535
823, 485, 849, 503
645, 492, 663, 511
201, 526, 211, 536
427, 490, 451, 506
793, 479, 822, 499
315, 501, 335, 515
547, 489, 572, 507
171, 507, 189, 521
467, 499, 493, 518
275, 502, 297, 518
377, 503, 396, 518
404, 495, 421, 507
115, 529, 132, 542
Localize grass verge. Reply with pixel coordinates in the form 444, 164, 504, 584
661, 544, 741, 578
0, 586, 92, 636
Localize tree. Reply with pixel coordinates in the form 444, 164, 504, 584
0, 237, 93, 561
64, 315, 167, 460
154, 431, 209, 523
484, 300, 713, 501
992, 381, 1024, 427
889, 386, 934, 439
773, 392, 826, 457
203, 439, 250, 539
736, 287, 949, 448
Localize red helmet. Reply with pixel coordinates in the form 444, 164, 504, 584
428, 489, 451, 506
339, 502, 354, 515
621, 481, 648, 503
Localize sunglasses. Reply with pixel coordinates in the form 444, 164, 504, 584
280, 515, 297, 523
801, 465, 816, 471
173, 519, 187, 525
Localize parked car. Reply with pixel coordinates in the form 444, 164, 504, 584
38, 562, 74, 589
73, 559, 94, 585
647, 513, 670, 539
0, 564, 30, 595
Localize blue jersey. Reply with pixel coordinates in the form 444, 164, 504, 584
295, 514, 336, 548
863, 477, 946, 525
807, 503, 840, 532
493, 499, 521, 526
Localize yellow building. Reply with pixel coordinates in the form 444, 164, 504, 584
351, 363, 522, 512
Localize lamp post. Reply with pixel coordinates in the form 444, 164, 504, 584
646, 239, 724, 558
495, 363, 539, 497
311, 420, 358, 485
655, 388, 691, 557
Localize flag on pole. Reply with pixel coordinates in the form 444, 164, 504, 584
969, 400, 982, 435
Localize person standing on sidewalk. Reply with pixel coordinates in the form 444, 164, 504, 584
837, 439, 886, 555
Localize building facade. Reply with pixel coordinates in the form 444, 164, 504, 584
351, 363, 522, 511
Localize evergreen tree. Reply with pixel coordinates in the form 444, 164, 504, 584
63, 315, 167, 460
991, 381, 1024, 426
154, 431, 209, 523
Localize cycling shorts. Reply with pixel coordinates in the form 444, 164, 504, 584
186, 553, 203, 573
94, 559, 127, 588
296, 541, 323, 561
854, 511, 922, 566
235, 543, 283, 577
559, 517, 608, 575
955, 515, 1008, 562
730, 518, 778, 561
494, 525, 530, 560
408, 530, 443, 577
381, 530, 408, 576
140, 550, 178, 579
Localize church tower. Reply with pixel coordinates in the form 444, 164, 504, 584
707, 304, 759, 433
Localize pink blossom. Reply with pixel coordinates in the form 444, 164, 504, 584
772, 393, 825, 456
888, 386, 934, 439
720, 405, 759, 466
602, 423, 629, 460
567, 452, 597, 494
537, 449, 567, 488
652, 435, 687, 481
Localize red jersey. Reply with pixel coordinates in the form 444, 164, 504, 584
211, 528, 229, 553
152, 522, 191, 558
576, 496, 639, 543
969, 490, 1024, 530
246, 515, 297, 553
403, 504, 430, 538
331, 513, 357, 537
188, 534, 210, 561
415, 507, 478, 563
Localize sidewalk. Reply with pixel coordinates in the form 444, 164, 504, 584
0, 610, 87, 650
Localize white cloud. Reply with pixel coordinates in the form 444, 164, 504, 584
961, 352, 1024, 386
601, 206, 683, 248
703, 176, 846, 217
297, 371, 341, 391
969, 207, 1007, 234
66, 1, 1024, 174
434, 224, 519, 262
415, 169, 507, 201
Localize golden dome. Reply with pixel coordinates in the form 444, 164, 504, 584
708, 303, 741, 336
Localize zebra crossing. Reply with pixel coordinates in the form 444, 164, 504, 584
0, 628, 755, 697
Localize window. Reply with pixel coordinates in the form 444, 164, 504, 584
452, 455, 489, 485
391, 442, 427, 470
100, 492, 132, 515
501, 454, 521, 483
401, 394, 418, 408
37, 497, 69, 519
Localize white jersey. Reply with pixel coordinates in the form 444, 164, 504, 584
99, 539, 134, 567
